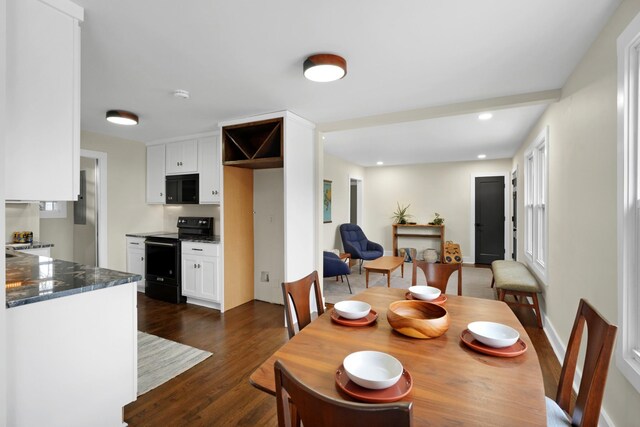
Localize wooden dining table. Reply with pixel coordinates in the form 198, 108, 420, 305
250, 287, 546, 426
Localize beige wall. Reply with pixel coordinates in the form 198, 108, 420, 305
5, 203, 39, 243
512, 1, 640, 425
363, 159, 512, 260
40, 202, 73, 261
81, 131, 164, 272
322, 153, 365, 250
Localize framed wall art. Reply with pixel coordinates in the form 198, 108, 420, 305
323, 180, 332, 223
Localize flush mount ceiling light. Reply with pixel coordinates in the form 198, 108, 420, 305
477, 154, 487, 159
106, 110, 138, 126
478, 112, 493, 121
304, 54, 347, 82
173, 89, 190, 99
376, 161, 384, 165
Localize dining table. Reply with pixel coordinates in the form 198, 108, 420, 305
250, 287, 546, 426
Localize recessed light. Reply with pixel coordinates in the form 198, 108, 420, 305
304, 54, 347, 82
376, 161, 384, 165
173, 89, 190, 99
478, 113, 493, 121
106, 110, 138, 126
477, 154, 487, 159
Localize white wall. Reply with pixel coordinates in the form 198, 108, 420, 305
512, 1, 640, 425
81, 131, 164, 271
322, 153, 365, 250
1, 0, 7, 420
363, 159, 512, 260
254, 168, 284, 303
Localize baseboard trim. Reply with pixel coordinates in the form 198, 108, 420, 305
542, 311, 615, 427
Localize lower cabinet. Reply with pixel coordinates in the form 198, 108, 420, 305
126, 236, 145, 292
181, 241, 220, 309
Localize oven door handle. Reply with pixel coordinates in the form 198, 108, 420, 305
145, 241, 177, 247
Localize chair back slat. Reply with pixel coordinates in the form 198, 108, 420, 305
275, 360, 413, 427
555, 299, 617, 426
412, 261, 462, 295
281, 271, 324, 339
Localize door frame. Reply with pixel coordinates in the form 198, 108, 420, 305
80, 149, 108, 268
469, 172, 510, 264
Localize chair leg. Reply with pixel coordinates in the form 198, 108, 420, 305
491, 276, 495, 288
345, 275, 352, 294
531, 292, 543, 328
498, 289, 506, 301
359, 259, 363, 274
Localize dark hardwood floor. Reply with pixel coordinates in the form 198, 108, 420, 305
127, 285, 562, 426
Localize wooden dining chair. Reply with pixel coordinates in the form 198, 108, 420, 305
546, 299, 617, 427
274, 360, 413, 427
411, 261, 462, 295
281, 271, 325, 339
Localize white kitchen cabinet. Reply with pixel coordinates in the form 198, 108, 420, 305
126, 236, 146, 292
146, 144, 166, 204
17, 247, 51, 257
198, 136, 221, 204
5, 0, 83, 201
181, 242, 220, 309
166, 139, 198, 175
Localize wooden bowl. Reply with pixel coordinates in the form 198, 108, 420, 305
387, 300, 450, 339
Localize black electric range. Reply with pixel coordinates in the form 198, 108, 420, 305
144, 217, 214, 303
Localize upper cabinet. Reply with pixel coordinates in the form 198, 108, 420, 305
5, 0, 83, 201
222, 118, 283, 169
166, 139, 198, 175
146, 144, 165, 204
198, 136, 221, 204
146, 133, 220, 205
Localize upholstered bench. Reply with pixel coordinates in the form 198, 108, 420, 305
491, 260, 543, 328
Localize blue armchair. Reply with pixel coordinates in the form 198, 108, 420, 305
323, 251, 352, 294
339, 224, 384, 273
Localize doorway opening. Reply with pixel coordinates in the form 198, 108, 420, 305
349, 178, 363, 225
78, 149, 108, 267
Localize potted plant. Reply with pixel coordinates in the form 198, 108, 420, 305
431, 212, 444, 225
392, 203, 413, 224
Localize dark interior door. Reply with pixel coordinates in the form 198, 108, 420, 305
475, 176, 505, 264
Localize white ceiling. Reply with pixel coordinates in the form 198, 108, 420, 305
74, 0, 620, 165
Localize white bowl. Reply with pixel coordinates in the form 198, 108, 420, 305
408, 285, 441, 301
468, 321, 520, 348
343, 351, 403, 390
334, 301, 371, 319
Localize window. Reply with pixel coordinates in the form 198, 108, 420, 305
39, 201, 67, 219
617, 11, 640, 393
524, 127, 548, 281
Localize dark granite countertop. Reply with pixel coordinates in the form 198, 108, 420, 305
5, 241, 55, 250
126, 232, 221, 243
5, 252, 141, 308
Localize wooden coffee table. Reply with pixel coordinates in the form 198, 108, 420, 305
363, 256, 405, 288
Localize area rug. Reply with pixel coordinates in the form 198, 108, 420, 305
323, 264, 496, 304
137, 331, 212, 396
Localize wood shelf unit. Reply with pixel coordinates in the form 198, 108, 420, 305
392, 224, 445, 262
222, 117, 283, 169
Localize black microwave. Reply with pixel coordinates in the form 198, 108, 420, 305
166, 174, 199, 204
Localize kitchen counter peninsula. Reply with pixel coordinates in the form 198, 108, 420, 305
6, 252, 138, 427
6, 251, 141, 308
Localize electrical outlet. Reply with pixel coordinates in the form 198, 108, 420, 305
261, 271, 270, 282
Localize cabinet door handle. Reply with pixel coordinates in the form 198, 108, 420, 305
130, 242, 139, 245
194, 263, 197, 268
192, 248, 203, 251
198, 264, 201, 268
160, 192, 163, 196
141, 256, 144, 261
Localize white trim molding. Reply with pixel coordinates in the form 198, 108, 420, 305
523, 126, 549, 285
469, 172, 510, 264
616, 10, 640, 394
